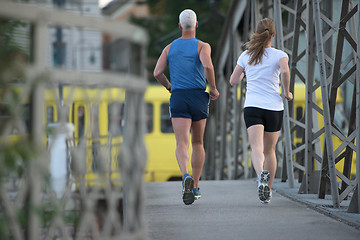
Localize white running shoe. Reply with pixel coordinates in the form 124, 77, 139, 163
257, 170, 271, 204
261, 190, 272, 204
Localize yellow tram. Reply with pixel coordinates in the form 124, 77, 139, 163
1, 84, 355, 185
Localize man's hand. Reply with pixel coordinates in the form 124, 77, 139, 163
210, 88, 219, 100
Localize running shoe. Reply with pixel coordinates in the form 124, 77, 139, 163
182, 174, 195, 205
257, 170, 271, 204
193, 188, 201, 200
261, 190, 272, 204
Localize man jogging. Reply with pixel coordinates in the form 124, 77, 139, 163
153, 9, 219, 205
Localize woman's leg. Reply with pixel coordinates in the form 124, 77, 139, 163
263, 130, 281, 188
246, 124, 265, 175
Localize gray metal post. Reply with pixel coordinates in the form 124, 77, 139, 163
356, 3, 360, 213
240, 81, 250, 178
239, 0, 250, 177
287, 0, 306, 185
304, 0, 314, 194
228, 25, 237, 179
211, 0, 248, 180
216, 73, 226, 180
28, 19, 47, 240
232, 32, 241, 179
312, 0, 340, 207
274, 0, 295, 188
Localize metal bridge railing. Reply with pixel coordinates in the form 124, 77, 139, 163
206, 0, 359, 213
0, 1, 148, 239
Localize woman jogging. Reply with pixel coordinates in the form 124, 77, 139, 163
229, 18, 293, 204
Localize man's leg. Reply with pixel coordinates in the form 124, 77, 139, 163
171, 118, 192, 176
172, 117, 195, 205
190, 118, 207, 189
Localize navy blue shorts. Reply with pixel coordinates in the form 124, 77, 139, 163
169, 89, 210, 121
244, 107, 283, 132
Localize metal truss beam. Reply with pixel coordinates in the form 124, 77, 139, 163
353, 4, 360, 213
208, 0, 359, 212
313, 0, 340, 207
274, 0, 295, 188
205, 0, 248, 180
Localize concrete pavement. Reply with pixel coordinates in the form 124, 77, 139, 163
144, 179, 360, 240
272, 181, 360, 229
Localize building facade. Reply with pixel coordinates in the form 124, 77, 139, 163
15, 0, 103, 72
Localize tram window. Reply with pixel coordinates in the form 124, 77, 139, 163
108, 102, 124, 135
146, 103, 153, 133
91, 105, 100, 137
296, 106, 303, 138
78, 106, 85, 138
47, 106, 54, 124
160, 103, 173, 133
296, 106, 303, 121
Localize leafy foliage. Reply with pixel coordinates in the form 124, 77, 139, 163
131, 0, 232, 82
0, 19, 29, 87
0, 19, 45, 239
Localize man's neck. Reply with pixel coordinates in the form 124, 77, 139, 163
181, 30, 196, 39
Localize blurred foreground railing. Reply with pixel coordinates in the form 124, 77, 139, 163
0, 1, 148, 239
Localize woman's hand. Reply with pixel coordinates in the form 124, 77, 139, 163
284, 92, 293, 101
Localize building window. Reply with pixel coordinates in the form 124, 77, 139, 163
77, 105, 85, 138
52, 41, 66, 67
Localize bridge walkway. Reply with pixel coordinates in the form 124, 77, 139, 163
144, 179, 360, 240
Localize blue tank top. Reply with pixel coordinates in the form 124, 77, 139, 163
168, 38, 206, 91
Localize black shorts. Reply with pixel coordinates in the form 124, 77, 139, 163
244, 107, 283, 132
169, 89, 210, 121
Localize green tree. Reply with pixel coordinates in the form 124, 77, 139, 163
131, 0, 232, 82
0, 18, 31, 239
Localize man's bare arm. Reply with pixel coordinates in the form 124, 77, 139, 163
153, 44, 171, 91
198, 42, 219, 100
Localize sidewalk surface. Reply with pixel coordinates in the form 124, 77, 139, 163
144, 179, 360, 240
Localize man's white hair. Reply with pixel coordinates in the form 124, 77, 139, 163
179, 9, 197, 31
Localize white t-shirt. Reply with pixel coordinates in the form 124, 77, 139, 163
237, 47, 288, 111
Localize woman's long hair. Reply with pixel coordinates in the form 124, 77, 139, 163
245, 18, 275, 65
